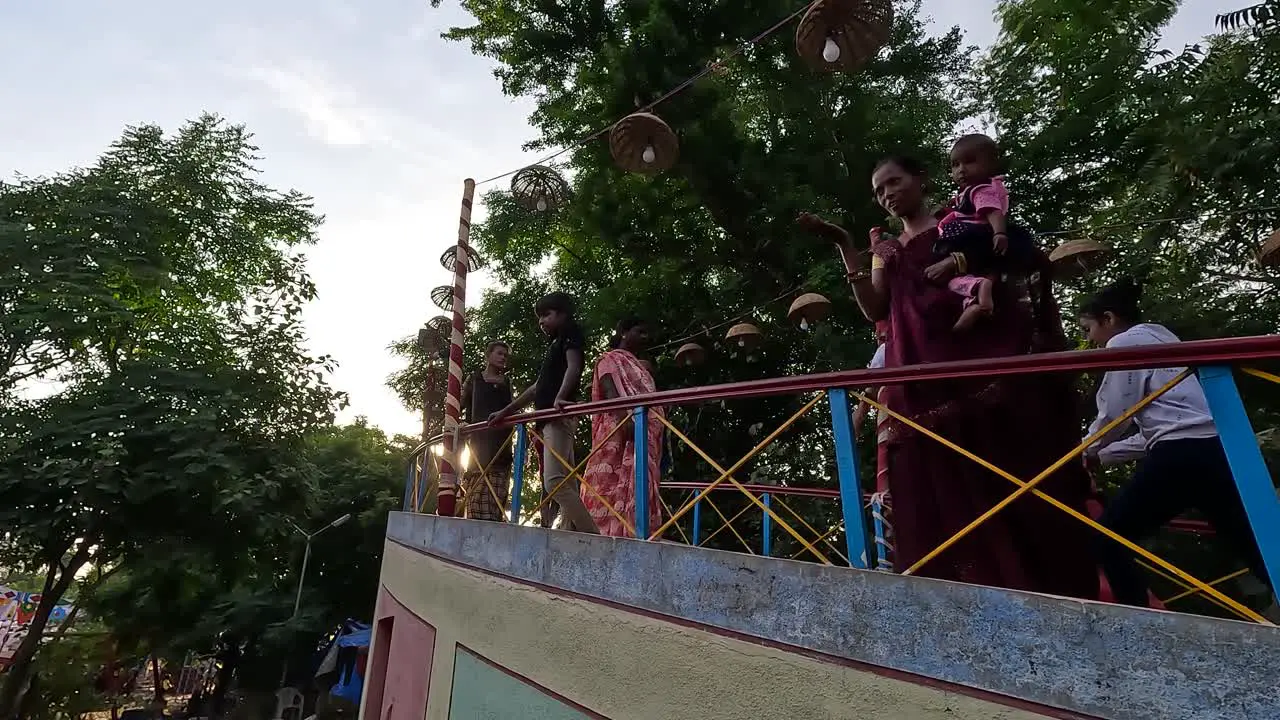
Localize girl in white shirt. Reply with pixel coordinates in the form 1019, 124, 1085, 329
1080, 278, 1270, 607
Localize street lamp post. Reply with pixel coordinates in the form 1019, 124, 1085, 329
279, 512, 351, 688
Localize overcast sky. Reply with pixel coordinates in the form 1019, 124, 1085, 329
1, 0, 1225, 437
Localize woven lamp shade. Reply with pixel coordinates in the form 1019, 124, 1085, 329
430, 286, 454, 312
609, 112, 679, 174
788, 293, 832, 329
725, 323, 763, 350
427, 315, 452, 337
796, 0, 893, 73
1048, 238, 1108, 279
674, 342, 707, 367
1259, 229, 1280, 267
511, 165, 571, 213
439, 246, 485, 273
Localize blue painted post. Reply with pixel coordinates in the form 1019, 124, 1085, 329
510, 424, 528, 524
403, 461, 415, 512
415, 451, 428, 513
828, 388, 870, 569
634, 406, 650, 539
871, 495, 891, 571
762, 493, 773, 556
1198, 366, 1280, 590
692, 500, 702, 545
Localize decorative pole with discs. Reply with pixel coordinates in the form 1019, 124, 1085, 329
439, 178, 476, 517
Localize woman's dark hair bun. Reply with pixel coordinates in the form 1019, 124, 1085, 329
609, 315, 644, 349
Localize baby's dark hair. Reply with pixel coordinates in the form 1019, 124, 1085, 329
952, 134, 1003, 170
534, 291, 576, 317
874, 153, 929, 178
1080, 277, 1144, 323
609, 315, 645, 349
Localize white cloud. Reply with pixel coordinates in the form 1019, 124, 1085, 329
245, 64, 391, 148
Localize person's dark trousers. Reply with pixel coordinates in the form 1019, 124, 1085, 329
1095, 436, 1271, 606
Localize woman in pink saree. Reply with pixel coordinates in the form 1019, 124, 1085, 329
799, 154, 1097, 598
582, 317, 664, 537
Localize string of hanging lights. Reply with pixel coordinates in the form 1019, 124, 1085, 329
473, 0, 892, 192
418, 0, 1280, 371
647, 205, 1280, 369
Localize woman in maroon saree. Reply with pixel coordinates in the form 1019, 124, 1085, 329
801, 155, 1097, 598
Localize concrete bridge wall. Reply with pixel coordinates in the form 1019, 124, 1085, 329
359, 512, 1280, 720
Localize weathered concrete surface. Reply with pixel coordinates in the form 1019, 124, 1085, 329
380, 539, 1056, 719
387, 512, 1280, 720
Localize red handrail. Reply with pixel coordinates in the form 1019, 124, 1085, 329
466, 334, 1280, 434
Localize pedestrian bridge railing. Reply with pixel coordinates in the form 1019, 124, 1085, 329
404, 335, 1280, 625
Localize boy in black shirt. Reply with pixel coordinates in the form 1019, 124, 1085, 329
489, 292, 599, 533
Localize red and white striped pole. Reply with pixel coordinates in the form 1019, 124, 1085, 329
438, 178, 475, 517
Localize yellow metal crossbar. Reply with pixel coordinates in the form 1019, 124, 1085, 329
656, 492, 691, 544
524, 419, 635, 535
772, 494, 852, 565
651, 395, 822, 540
1242, 367, 1280, 386
654, 403, 832, 564
704, 494, 756, 553
1161, 568, 1250, 605
788, 523, 845, 562
698, 501, 755, 547
468, 430, 515, 514
900, 369, 1192, 578
851, 384, 1269, 625
1134, 560, 1251, 618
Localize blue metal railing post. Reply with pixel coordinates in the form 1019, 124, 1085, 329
1198, 365, 1280, 590
871, 495, 892, 571
403, 461, 415, 512
634, 406, 650, 539
415, 452, 428, 513
692, 500, 702, 545
762, 493, 773, 556
828, 388, 870, 569
510, 424, 528, 524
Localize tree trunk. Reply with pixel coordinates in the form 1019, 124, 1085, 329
0, 550, 86, 716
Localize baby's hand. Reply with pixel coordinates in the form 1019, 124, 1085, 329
993, 232, 1008, 255
925, 256, 957, 281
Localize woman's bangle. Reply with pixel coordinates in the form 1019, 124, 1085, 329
846, 270, 872, 283
951, 252, 968, 274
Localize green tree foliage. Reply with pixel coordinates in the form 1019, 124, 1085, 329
86, 422, 404, 704
0, 116, 342, 713
406, 0, 976, 551
402, 1, 1280, 565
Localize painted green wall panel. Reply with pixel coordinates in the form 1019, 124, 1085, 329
450, 647, 595, 720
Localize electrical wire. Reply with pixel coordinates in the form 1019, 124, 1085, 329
474, 0, 817, 187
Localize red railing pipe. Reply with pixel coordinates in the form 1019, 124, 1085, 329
459, 335, 1280, 435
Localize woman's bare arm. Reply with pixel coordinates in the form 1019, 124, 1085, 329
837, 241, 889, 321
798, 213, 889, 321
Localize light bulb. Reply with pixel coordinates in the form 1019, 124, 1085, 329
738, 338, 746, 348
535, 197, 548, 212
822, 37, 840, 63
641, 145, 656, 164
800, 318, 810, 331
